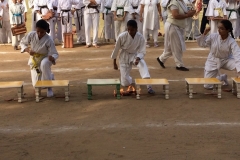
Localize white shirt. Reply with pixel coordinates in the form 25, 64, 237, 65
111, 0, 130, 16
9, 0, 27, 12
100, 0, 113, 13
226, 0, 239, 19
34, 0, 53, 11
205, 0, 227, 17
57, 0, 79, 16
83, 0, 101, 14
9, 3, 25, 25
129, 0, 141, 14
111, 31, 145, 64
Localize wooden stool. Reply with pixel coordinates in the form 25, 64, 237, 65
185, 78, 222, 99
35, 80, 69, 102
231, 77, 240, 98
135, 79, 169, 100
0, 81, 24, 103
87, 79, 121, 100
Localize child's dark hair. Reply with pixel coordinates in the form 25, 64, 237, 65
220, 19, 234, 39
36, 19, 50, 33
127, 20, 138, 28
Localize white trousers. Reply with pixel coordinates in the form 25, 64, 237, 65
30, 57, 53, 86
185, 18, 200, 38
74, 16, 85, 43
210, 20, 218, 34
160, 23, 185, 67
204, 58, 235, 88
230, 19, 237, 38
84, 12, 99, 45
61, 16, 72, 42
119, 59, 150, 86
0, 21, 12, 43
31, 9, 36, 31
114, 16, 127, 39
53, 17, 62, 41
104, 13, 115, 40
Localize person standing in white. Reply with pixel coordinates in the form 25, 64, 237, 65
196, 20, 240, 89
34, 0, 55, 40
111, 0, 130, 39
0, 0, 12, 44
226, 0, 239, 38
72, 0, 86, 44
101, 0, 115, 42
129, 0, 143, 34
140, 0, 162, 48
205, 0, 227, 34
28, 0, 36, 31
9, 0, 25, 50
57, 0, 79, 48
52, 0, 62, 43
83, 0, 101, 48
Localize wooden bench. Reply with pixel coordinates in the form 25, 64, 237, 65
0, 81, 24, 103
87, 79, 121, 100
231, 77, 240, 98
185, 78, 222, 99
135, 79, 169, 100
35, 80, 69, 102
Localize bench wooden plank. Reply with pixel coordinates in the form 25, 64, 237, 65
185, 78, 221, 84
87, 79, 120, 85
231, 77, 240, 98
0, 81, 24, 88
35, 80, 69, 87
135, 79, 169, 85
135, 79, 169, 100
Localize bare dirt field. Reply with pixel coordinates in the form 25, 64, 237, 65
0, 41, 240, 160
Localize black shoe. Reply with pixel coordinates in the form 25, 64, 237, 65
176, 66, 189, 71
156, 57, 165, 68
185, 37, 193, 40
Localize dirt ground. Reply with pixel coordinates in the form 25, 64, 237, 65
0, 41, 240, 160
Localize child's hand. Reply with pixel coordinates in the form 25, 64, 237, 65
48, 56, 56, 65
203, 27, 210, 35
134, 57, 140, 65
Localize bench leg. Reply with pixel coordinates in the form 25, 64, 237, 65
116, 84, 121, 100
136, 85, 140, 100
35, 88, 40, 102
217, 84, 221, 99
186, 82, 189, 94
237, 84, 240, 99
232, 81, 236, 94
17, 87, 23, 103
189, 85, 193, 99
87, 85, 92, 100
65, 85, 70, 102
163, 85, 165, 94
165, 85, 169, 99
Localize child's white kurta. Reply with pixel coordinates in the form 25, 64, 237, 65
129, 0, 143, 34
111, 0, 130, 39
9, 3, 25, 47
196, 33, 240, 88
205, 0, 227, 33
83, 0, 101, 46
0, 0, 11, 44
111, 31, 151, 86
140, 0, 160, 43
20, 31, 59, 86
72, 0, 85, 43
101, 0, 115, 40
226, 0, 239, 37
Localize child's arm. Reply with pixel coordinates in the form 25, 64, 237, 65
111, 36, 121, 70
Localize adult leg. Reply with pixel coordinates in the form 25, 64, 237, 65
1, 21, 8, 43
114, 20, 121, 40
152, 29, 159, 47
61, 16, 68, 42
56, 19, 62, 42
185, 17, 193, 39
200, 7, 209, 34
230, 19, 237, 38
210, 20, 218, 34
3, 21, 12, 43
74, 17, 81, 42
48, 18, 55, 41
110, 13, 115, 40
92, 13, 100, 46
104, 13, 111, 40
119, 63, 133, 87
136, 14, 143, 35
193, 19, 200, 39
84, 12, 92, 46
